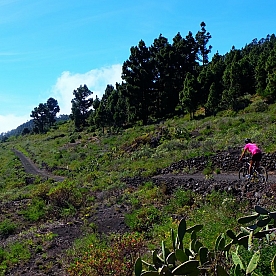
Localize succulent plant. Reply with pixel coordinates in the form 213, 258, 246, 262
134, 205, 276, 275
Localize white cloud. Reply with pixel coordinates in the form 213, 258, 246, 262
52, 64, 122, 115
0, 114, 30, 134
0, 64, 122, 134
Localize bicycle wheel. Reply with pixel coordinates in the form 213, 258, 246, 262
257, 166, 268, 183
239, 167, 249, 181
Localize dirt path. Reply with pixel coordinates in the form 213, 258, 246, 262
13, 149, 65, 182
153, 171, 276, 183
7, 149, 276, 275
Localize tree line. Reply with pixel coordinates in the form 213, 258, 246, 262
1, 22, 276, 139
70, 22, 276, 131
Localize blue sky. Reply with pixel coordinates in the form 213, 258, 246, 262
0, 0, 276, 133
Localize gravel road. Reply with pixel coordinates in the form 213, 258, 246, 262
13, 149, 65, 182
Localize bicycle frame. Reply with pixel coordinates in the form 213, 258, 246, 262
239, 159, 268, 183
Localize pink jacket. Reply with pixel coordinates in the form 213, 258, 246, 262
244, 143, 261, 155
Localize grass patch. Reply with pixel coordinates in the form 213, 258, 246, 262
0, 242, 31, 275
0, 219, 17, 237
21, 198, 47, 221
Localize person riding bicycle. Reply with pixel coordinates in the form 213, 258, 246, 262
239, 138, 262, 177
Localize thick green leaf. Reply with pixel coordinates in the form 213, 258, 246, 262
271, 253, 276, 275
199, 247, 208, 265
135, 257, 143, 276
172, 260, 200, 275
152, 250, 163, 266
236, 232, 248, 239
215, 233, 225, 251
257, 217, 271, 227
238, 235, 249, 249
175, 249, 188, 262
171, 229, 175, 251
178, 218, 186, 242
158, 265, 173, 275
166, 252, 176, 264
231, 252, 245, 270
233, 264, 243, 276
224, 242, 232, 252
254, 229, 274, 238
240, 226, 250, 235
255, 205, 269, 215
238, 213, 259, 224
247, 224, 258, 231
194, 240, 203, 253
186, 224, 203, 233
185, 248, 193, 257
226, 229, 236, 239
246, 250, 260, 274
191, 230, 197, 241
162, 241, 167, 264
269, 212, 276, 220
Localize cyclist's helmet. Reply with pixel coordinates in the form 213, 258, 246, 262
244, 138, 252, 144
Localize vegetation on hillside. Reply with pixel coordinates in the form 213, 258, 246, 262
1, 22, 276, 140
1, 22, 276, 275
1, 101, 276, 274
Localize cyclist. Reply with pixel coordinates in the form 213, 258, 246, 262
239, 138, 262, 178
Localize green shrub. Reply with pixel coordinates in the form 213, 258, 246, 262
244, 100, 269, 113
125, 205, 163, 233
48, 180, 84, 208
0, 219, 17, 236
164, 189, 195, 214
68, 233, 144, 276
238, 243, 276, 276
31, 182, 51, 201
134, 211, 276, 276
157, 139, 187, 152
130, 145, 155, 160
21, 198, 47, 221
0, 242, 31, 275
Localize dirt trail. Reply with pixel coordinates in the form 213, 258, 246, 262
6, 149, 276, 275
13, 149, 65, 182
13, 149, 276, 183
153, 171, 276, 183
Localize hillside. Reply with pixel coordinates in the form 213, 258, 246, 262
1, 104, 276, 275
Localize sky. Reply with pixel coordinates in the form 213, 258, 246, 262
0, 0, 276, 134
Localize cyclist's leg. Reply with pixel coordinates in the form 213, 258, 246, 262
252, 152, 262, 173
249, 160, 255, 175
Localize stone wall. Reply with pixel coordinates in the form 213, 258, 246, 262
158, 148, 276, 174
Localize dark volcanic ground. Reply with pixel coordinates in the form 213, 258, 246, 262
1, 150, 276, 275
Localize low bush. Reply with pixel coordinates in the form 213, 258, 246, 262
67, 233, 144, 276
125, 206, 163, 233
134, 205, 276, 275
47, 180, 84, 208
21, 198, 47, 221
0, 242, 31, 275
0, 219, 17, 237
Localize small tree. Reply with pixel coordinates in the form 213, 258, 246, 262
195, 22, 212, 66
205, 82, 220, 116
46, 97, 60, 127
70, 85, 93, 130
30, 98, 60, 133
179, 72, 198, 119
30, 103, 48, 133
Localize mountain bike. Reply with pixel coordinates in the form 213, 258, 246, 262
239, 158, 268, 183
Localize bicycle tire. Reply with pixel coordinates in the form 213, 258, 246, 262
239, 167, 249, 181
257, 166, 268, 183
